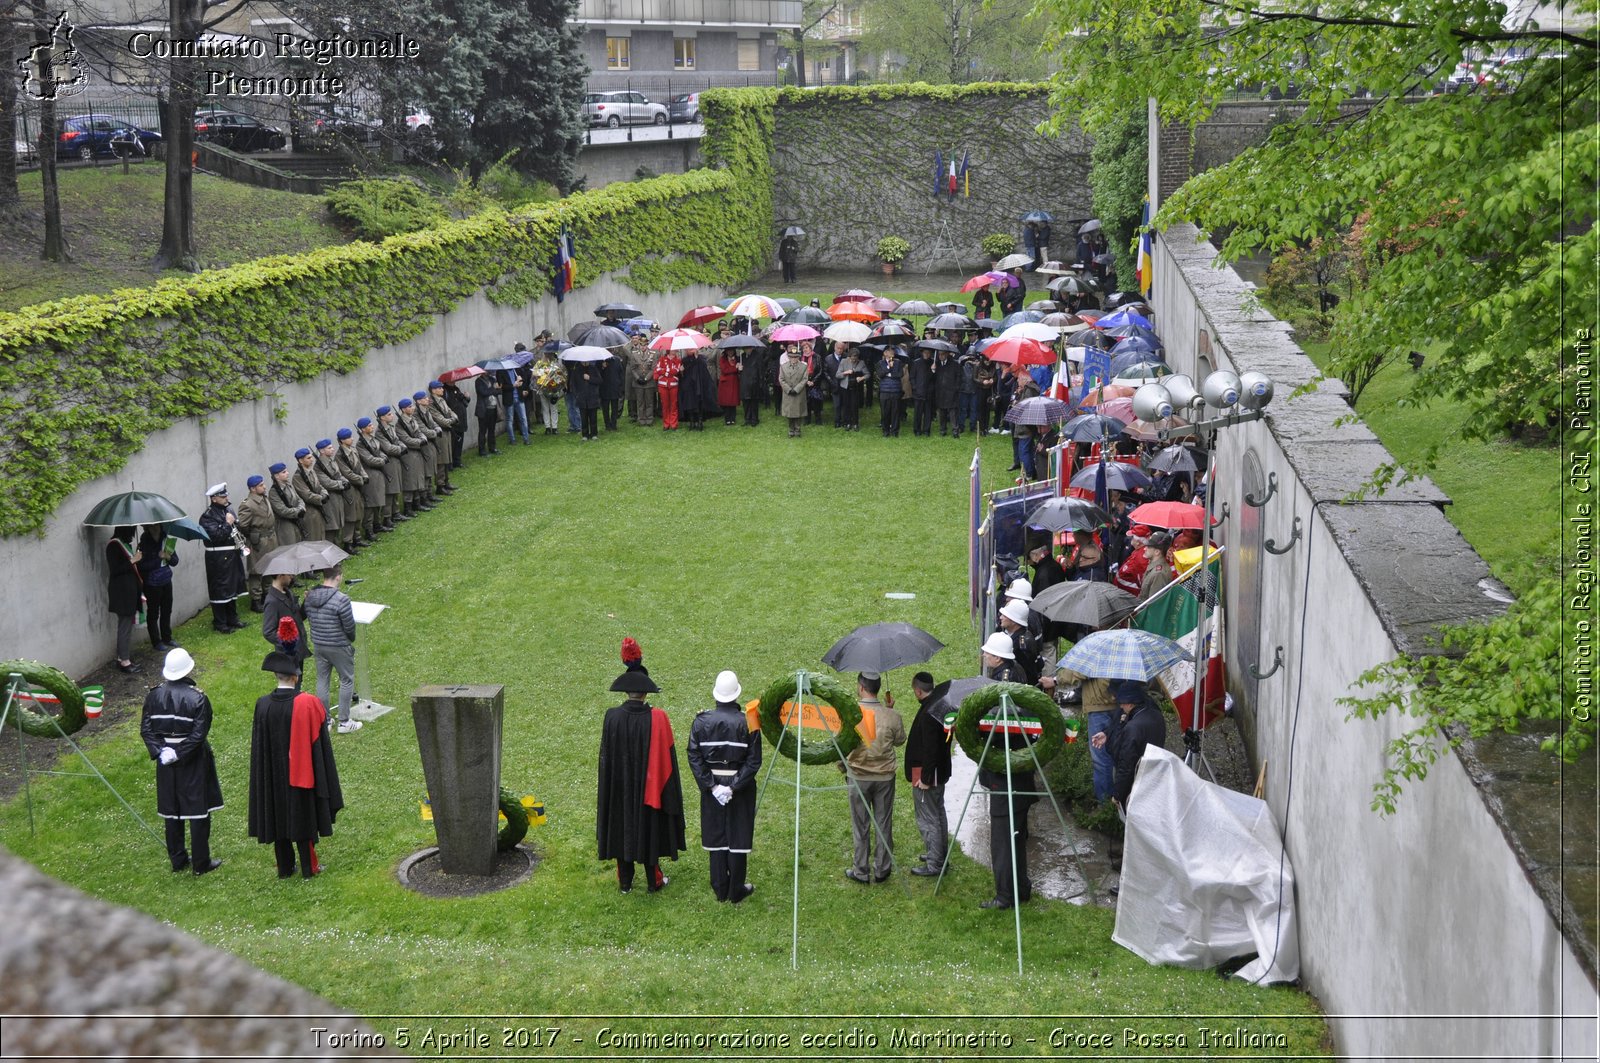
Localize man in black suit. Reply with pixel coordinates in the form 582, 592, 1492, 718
904, 672, 953, 876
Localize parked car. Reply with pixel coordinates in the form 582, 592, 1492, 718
289, 103, 382, 151
194, 109, 286, 153
669, 92, 700, 124
56, 114, 162, 161
583, 91, 668, 128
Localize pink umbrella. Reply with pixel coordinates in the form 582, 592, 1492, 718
961, 270, 1018, 292
869, 296, 900, 313
650, 328, 712, 351
770, 323, 820, 342
1093, 397, 1137, 423
833, 288, 875, 303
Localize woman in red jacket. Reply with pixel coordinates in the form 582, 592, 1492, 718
717, 351, 742, 425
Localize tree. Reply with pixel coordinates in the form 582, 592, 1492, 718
786, 0, 838, 88
152, 0, 202, 271
859, 0, 1052, 83
23, 0, 69, 261
0, 1, 22, 220
1087, 103, 1147, 287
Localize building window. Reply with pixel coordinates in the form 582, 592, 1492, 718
737, 39, 760, 71
674, 37, 696, 69
606, 37, 630, 70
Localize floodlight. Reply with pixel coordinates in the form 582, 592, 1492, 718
1162, 373, 1201, 411
1201, 370, 1242, 410
1132, 383, 1174, 422
1238, 371, 1275, 410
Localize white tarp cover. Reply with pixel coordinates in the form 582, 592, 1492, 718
1112, 745, 1300, 984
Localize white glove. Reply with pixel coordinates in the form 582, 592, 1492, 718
712, 785, 732, 806
158, 747, 178, 765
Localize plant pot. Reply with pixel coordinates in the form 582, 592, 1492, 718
880, 262, 899, 275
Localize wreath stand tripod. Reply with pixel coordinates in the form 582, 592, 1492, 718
755, 668, 907, 970
936, 689, 1091, 974
0, 671, 162, 844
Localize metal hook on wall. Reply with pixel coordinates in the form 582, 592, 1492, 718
1248, 646, 1284, 680
1244, 472, 1278, 508
1214, 501, 1229, 525
1264, 516, 1302, 555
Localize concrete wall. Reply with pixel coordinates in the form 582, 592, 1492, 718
0, 273, 726, 682
575, 137, 703, 188
771, 92, 1092, 274
1152, 223, 1597, 1060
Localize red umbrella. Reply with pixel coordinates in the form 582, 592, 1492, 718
833, 288, 875, 303
1127, 500, 1211, 530
678, 305, 726, 328
961, 270, 1018, 292
650, 328, 712, 351
981, 336, 1055, 366
438, 366, 486, 385
829, 301, 881, 323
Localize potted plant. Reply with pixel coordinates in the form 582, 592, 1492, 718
875, 236, 910, 275
981, 232, 1016, 266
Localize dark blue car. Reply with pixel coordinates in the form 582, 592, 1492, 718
56, 114, 163, 161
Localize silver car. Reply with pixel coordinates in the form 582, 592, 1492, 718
584, 91, 668, 128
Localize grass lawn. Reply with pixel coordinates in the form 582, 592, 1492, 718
1301, 341, 1560, 596
1, 411, 1328, 1054
1, 165, 347, 312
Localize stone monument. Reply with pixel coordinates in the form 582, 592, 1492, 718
411, 684, 503, 876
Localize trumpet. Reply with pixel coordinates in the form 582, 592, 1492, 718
229, 524, 251, 558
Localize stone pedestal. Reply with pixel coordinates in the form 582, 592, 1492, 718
411, 684, 504, 876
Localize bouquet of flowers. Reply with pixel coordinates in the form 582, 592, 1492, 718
534, 360, 567, 396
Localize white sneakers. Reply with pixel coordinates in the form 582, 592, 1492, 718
337, 720, 363, 734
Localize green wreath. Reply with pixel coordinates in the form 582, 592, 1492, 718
0, 660, 86, 738
757, 671, 863, 765
954, 682, 1064, 774
497, 786, 528, 852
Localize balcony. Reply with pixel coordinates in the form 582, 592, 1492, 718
574, 0, 802, 28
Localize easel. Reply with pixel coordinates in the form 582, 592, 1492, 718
927, 216, 962, 275
0, 672, 162, 844
936, 690, 1090, 973
755, 668, 907, 970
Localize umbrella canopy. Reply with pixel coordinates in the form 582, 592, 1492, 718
782, 225, 806, 237
994, 253, 1032, 271
1060, 629, 1186, 681
780, 306, 832, 327
1000, 310, 1046, 330
438, 365, 486, 386
679, 305, 727, 328
868, 296, 900, 313
823, 320, 871, 343
510, 350, 537, 367
474, 357, 522, 372
1078, 218, 1103, 235
912, 337, 959, 354
1109, 338, 1164, 360
1041, 312, 1081, 328
770, 323, 820, 342
1092, 396, 1137, 423
620, 316, 657, 335
1021, 209, 1054, 224
833, 288, 876, 303
1127, 500, 1210, 530
594, 302, 642, 318
821, 622, 945, 674
1076, 307, 1106, 322
568, 321, 629, 347
926, 312, 978, 331
933, 301, 967, 314
1004, 396, 1072, 426
1062, 413, 1129, 442
1112, 363, 1171, 385
715, 333, 767, 350
926, 676, 999, 719
83, 490, 185, 528
1070, 461, 1153, 493
726, 294, 786, 319
982, 336, 1055, 366
163, 516, 210, 542
895, 299, 937, 317
961, 270, 1018, 292
828, 301, 880, 323
1030, 581, 1139, 628
1024, 496, 1112, 533
561, 345, 614, 363
1080, 384, 1138, 404
256, 539, 350, 576
868, 320, 917, 342
1095, 308, 1153, 330
972, 317, 1003, 331
1150, 445, 1200, 474
1026, 299, 1059, 312
1035, 260, 1074, 276
650, 328, 712, 351
1049, 275, 1092, 296
999, 322, 1060, 343
773, 299, 799, 314
1103, 291, 1147, 309
1121, 419, 1170, 443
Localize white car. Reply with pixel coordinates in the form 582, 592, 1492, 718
584, 91, 668, 128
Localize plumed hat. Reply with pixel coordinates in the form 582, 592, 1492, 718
609, 670, 660, 694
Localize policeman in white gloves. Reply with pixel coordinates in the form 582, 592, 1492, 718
139, 648, 225, 875
686, 670, 763, 902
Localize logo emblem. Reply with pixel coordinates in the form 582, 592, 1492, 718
18, 11, 88, 102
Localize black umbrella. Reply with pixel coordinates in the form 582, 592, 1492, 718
594, 302, 642, 318
821, 622, 945, 674
475, 357, 521, 372
926, 312, 977, 331
1030, 581, 1139, 628
869, 321, 917, 341
895, 299, 938, 317
1062, 413, 1129, 442
780, 306, 832, 326
256, 539, 350, 576
1103, 291, 1146, 309
1078, 219, 1102, 235
1149, 445, 1199, 474
914, 338, 959, 353
1024, 496, 1112, 533
715, 333, 766, 350
926, 676, 998, 719
1020, 209, 1054, 224
1049, 275, 1092, 296
82, 490, 186, 528
569, 322, 630, 348
1070, 462, 1154, 493
973, 317, 1003, 331
933, 301, 966, 314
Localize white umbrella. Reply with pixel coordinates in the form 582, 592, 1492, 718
822, 320, 871, 343
561, 345, 614, 362
999, 322, 1061, 343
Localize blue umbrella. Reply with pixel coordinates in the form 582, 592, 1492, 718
1071, 462, 1154, 493
1109, 351, 1165, 378
620, 316, 657, 335
1095, 308, 1153, 330
1060, 629, 1188, 681
510, 350, 537, 367
164, 516, 211, 542
1103, 324, 1162, 346
475, 357, 521, 372
1021, 209, 1054, 223
1061, 413, 1128, 442
999, 310, 1045, 329
1109, 336, 1163, 357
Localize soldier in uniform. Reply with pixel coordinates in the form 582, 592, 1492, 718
373, 406, 411, 522
597, 663, 686, 894
333, 428, 370, 546
686, 670, 762, 902
290, 447, 329, 543
140, 648, 224, 875
267, 461, 307, 547
626, 335, 658, 426
235, 474, 277, 612
198, 482, 247, 633
399, 395, 440, 507
311, 440, 351, 552
355, 416, 396, 529
420, 384, 457, 494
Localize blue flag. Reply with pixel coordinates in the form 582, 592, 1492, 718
934, 149, 943, 198
1077, 349, 1112, 404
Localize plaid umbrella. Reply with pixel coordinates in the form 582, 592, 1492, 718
1030, 581, 1140, 628
1060, 629, 1188, 681
1024, 496, 1112, 532
1004, 396, 1072, 426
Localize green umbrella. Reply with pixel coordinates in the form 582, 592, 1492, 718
82, 490, 185, 528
